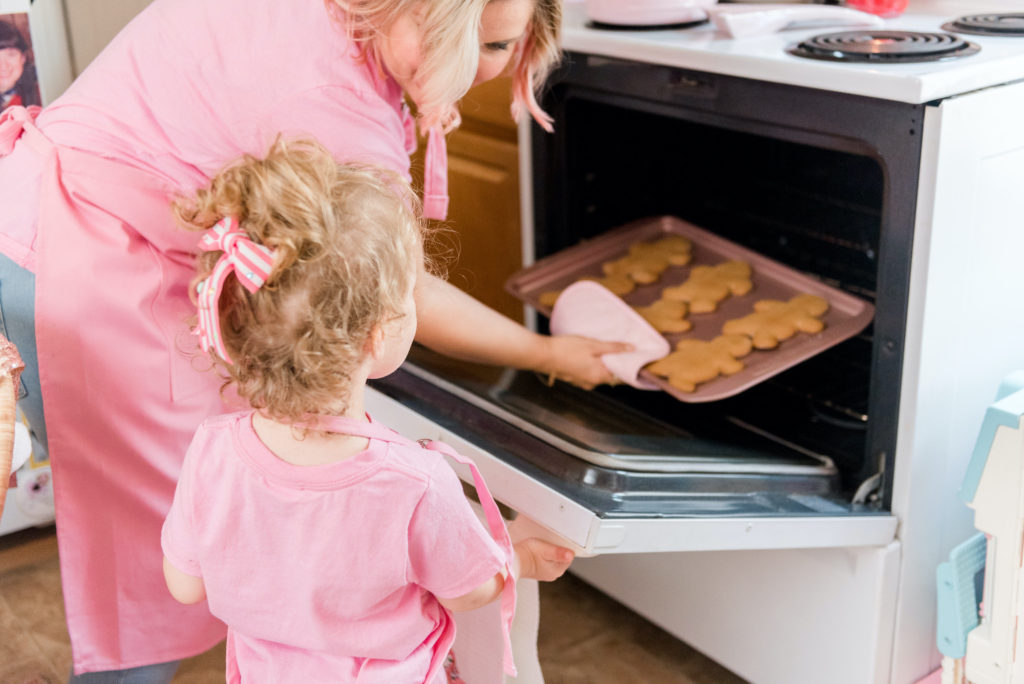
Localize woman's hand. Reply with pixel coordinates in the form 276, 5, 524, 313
513, 537, 575, 582
537, 334, 632, 390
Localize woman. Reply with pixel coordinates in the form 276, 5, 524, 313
0, 0, 622, 681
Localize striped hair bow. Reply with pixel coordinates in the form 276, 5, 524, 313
194, 216, 276, 364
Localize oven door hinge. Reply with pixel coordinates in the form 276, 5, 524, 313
852, 472, 882, 504
852, 451, 886, 504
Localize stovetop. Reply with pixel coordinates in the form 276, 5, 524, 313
561, 0, 1024, 103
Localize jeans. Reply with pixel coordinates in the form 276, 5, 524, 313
68, 660, 181, 684
0, 252, 46, 453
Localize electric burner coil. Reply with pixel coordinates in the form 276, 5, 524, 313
787, 30, 980, 63
942, 13, 1024, 37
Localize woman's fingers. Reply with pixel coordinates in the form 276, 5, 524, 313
541, 335, 634, 389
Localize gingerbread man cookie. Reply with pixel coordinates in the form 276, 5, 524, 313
538, 271, 636, 308
601, 234, 694, 285
646, 334, 754, 393
538, 289, 562, 308
602, 255, 662, 285
626, 233, 694, 268
722, 293, 829, 350
633, 299, 692, 333
582, 272, 637, 296
661, 260, 752, 313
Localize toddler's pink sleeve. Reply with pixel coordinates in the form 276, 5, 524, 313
160, 436, 202, 577
407, 459, 506, 599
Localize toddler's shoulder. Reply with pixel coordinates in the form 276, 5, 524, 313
186, 411, 252, 457
197, 410, 251, 433
384, 439, 449, 474
379, 441, 468, 495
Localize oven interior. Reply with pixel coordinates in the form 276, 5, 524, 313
543, 99, 882, 497
525, 54, 925, 510
381, 54, 921, 518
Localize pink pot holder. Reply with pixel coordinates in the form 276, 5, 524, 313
550, 281, 669, 390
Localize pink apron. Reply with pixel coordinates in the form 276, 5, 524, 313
0, 99, 450, 674
0, 106, 228, 672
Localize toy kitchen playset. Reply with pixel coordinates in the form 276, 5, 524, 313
367, 0, 1024, 682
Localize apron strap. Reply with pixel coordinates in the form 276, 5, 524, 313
304, 413, 519, 677
422, 127, 449, 221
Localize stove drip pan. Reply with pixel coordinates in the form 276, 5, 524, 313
787, 30, 980, 63
943, 13, 1024, 37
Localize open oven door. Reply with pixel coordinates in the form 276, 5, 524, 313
368, 346, 897, 556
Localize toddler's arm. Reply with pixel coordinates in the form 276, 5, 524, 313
162, 556, 207, 604
437, 537, 573, 612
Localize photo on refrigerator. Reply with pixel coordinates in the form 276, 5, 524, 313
0, 12, 40, 110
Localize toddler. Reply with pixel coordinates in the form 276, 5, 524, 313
160, 139, 574, 683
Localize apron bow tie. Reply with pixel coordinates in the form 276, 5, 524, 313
194, 216, 276, 364
0, 105, 40, 156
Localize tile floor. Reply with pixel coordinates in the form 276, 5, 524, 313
0, 525, 747, 684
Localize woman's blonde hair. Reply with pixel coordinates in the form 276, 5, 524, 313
332, 0, 562, 133
174, 138, 424, 422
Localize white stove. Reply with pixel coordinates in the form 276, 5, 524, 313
562, 0, 1024, 103
506, 4, 1024, 684
373, 3, 1024, 683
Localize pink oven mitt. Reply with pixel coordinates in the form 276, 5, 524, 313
550, 280, 669, 389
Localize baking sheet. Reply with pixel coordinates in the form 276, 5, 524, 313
506, 215, 876, 402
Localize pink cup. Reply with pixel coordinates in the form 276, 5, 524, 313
845, 0, 908, 18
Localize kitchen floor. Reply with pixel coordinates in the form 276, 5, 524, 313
0, 526, 748, 684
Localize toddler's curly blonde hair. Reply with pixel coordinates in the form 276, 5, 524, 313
174, 138, 424, 422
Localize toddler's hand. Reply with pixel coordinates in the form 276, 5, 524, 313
514, 537, 575, 582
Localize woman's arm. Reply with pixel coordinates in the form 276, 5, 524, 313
415, 272, 630, 389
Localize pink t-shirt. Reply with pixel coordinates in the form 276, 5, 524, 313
161, 411, 506, 683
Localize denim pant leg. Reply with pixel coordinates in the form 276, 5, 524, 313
0, 252, 46, 454
68, 660, 181, 684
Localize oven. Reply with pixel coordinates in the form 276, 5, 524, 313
368, 2, 1024, 682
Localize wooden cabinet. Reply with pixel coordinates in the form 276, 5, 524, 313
412, 77, 524, 323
